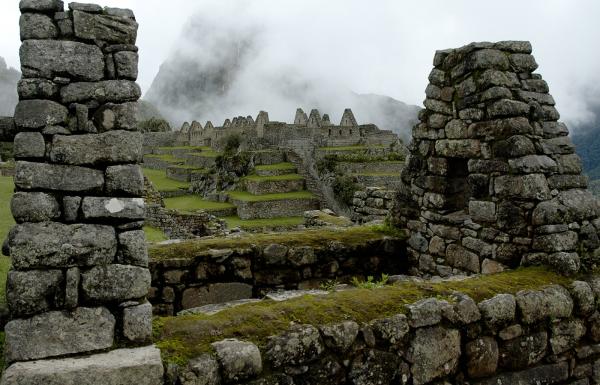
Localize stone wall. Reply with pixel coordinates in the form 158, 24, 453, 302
171, 278, 600, 385
149, 235, 405, 315
2, 2, 162, 383
0, 117, 15, 141
352, 187, 395, 223
233, 197, 320, 220
396, 41, 600, 277
146, 204, 225, 239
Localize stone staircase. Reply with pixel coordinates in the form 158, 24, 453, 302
285, 150, 328, 208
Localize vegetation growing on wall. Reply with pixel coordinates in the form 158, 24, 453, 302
139, 117, 171, 133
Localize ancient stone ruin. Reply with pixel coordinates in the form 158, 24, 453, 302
1, 1, 162, 383
397, 41, 600, 277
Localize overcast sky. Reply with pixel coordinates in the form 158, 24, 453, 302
1, 0, 599, 128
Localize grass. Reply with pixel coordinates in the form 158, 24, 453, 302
224, 216, 304, 229
154, 266, 571, 364
318, 145, 385, 151
254, 163, 296, 171
243, 174, 303, 182
149, 225, 401, 261
158, 146, 211, 151
0, 176, 14, 256
143, 226, 168, 243
188, 151, 220, 158
227, 190, 316, 202
168, 165, 209, 171
143, 168, 190, 191
164, 195, 235, 213
144, 154, 181, 162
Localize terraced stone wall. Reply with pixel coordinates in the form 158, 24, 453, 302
352, 187, 395, 223
171, 278, 600, 385
2, 1, 162, 383
397, 41, 600, 277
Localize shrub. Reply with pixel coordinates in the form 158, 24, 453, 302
222, 134, 242, 154
332, 175, 359, 206
139, 118, 171, 133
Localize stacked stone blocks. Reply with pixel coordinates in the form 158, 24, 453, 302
2, 2, 161, 383
398, 41, 600, 277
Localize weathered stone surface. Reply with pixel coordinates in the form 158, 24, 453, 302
443, 293, 481, 324
407, 298, 448, 328
20, 40, 104, 81
93, 102, 138, 131
406, 326, 461, 385
104, 7, 135, 19
469, 200, 496, 222
539, 137, 576, 155
532, 231, 578, 252
117, 230, 148, 267
370, 314, 410, 344
106, 164, 144, 196
60, 80, 141, 104
569, 281, 595, 316
13, 132, 45, 158
63, 196, 82, 222
82, 265, 150, 302
435, 139, 481, 158
19, 0, 63, 12
212, 339, 262, 383
73, 10, 138, 44
499, 331, 548, 370
122, 302, 152, 343
69, 2, 103, 12
11, 192, 60, 223
349, 350, 403, 385
114, 51, 138, 79
466, 337, 498, 378
558, 189, 600, 221
1, 346, 164, 385
65, 267, 79, 308
81, 197, 145, 220
263, 243, 288, 265
474, 362, 568, 385
177, 355, 221, 385
446, 244, 480, 273
319, 321, 359, 352
547, 252, 580, 276
508, 155, 557, 174
15, 161, 104, 192
50, 131, 142, 166
550, 318, 586, 355
478, 293, 516, 329
494, 174, 550, 200
181, 283, 253, 309
467, 49, 510, 70
9, 222, 116, 269
516, 285, 573, 324
265, 324, 324, 368
20, 13, 58, 40
4, 307, 115, 362
7, 270, 63, 317
14, 99, 68, 129
488, 99, 530, 118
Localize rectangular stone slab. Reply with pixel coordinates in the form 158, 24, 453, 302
49, 131, 143, 166
14, 161, 104, 192
0, 346, 163, 385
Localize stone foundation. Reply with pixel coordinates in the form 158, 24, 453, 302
233, 197, 320, 219
352, 187, 395, 223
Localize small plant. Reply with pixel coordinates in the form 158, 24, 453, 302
351, 274, 389, 289
332, 175, 359, 206
319, 279, 340, 292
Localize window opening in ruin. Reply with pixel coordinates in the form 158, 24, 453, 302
339, 129, 342, 135
446, 157, 471, 212
328, 129, 331, 136
350, 129, 353, 135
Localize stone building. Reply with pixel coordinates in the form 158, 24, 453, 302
396, 41, 600, 277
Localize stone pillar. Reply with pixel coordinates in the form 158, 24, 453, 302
1, 1, 162, 383
398, 41, 600, 277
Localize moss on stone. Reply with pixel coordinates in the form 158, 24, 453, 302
227, 190, 316, 202
163, 196, 235, 213
254, 162, 295, 171
243, 174, 304, 182
143, 226, 168, 243
143, 168, 190, 191
154, 267, 571, 364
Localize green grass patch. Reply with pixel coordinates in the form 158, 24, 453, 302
318, 145, 385, 151
144, 226, 168, 243
188, 151, 220, 158
150, 225, 400, 261
158, 146, 211, 151
224, 216, 304, 229
154, 267, 571, 364
143, 168, 190, 192
144, 154, 181, 162
243, 174, 303, 182
0, 176, 15, 256
254, 163, 296, 171
164, 195, 235, 213
168, 165, 209, 171
227, 190, 315, 202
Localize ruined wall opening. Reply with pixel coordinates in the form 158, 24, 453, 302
446, 157, 471, 211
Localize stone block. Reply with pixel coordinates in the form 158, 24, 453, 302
478, 293, 516, 329
265, 324, 324, 368
177, 355, 221, 385
73, 10, 138, 44
494, 174, 550, 200
548, 252, 581, 276
69, 2, 103, 12
105, 165, 144, 196
20, 39, 104, 81
20, 13, 58, 40
122, 302, 152, 343
539, 137, 576, 155
508, 155, 557, 174
319, 321, 359, 352
93, 102, 138, 131
13, 132, 45, 158
1, 346, 163, 385
117, 230, 148, 267
407, 298, 448, 328
532, 231, 578, 252
466, 337, 498, 378
435, 139, 481, 158
516, 285, 573, 324
467, 49, 510, 70
499, 330, 548, 370
550, 318, 586, 355
11, 192, 60, 223
406, 326, 461, 385
469, 200, 496, 222
15, 161, 104, 192
14, 99, 68, 129
114, 51, 138, 80
568, 281, 595, 316
7, 270, 63, 317
81, 197, 145, 220
60, 80, 141, 104
181, 282, 253, 310
4, 307, 115, 363
487, 99, 530, 118
475, 362, 568, 385
104, 7, 135, 19
54, 11, 73, 37
446, 244, 480, 273
19, 0, 64, 12
63, 196, 81, 222
212, 339, 262, 383
81, 264, 151, 302
9, 222, 116, 269
50, 130, 143, 166
510, 53, 539, 72
65, 267, 79, 308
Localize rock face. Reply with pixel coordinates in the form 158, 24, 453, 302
406, 326, 461, 385
395, 41, 600, 276
3, 4, 157, 385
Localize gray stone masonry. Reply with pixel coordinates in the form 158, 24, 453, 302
395, 41, 600, 277
2, 1, 161, 384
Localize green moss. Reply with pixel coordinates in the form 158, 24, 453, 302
149, 225, 396, 261
227, 190, 316, 202
143, 226, 168, 243
143, 168, 190, 192
164, 196, 235, 213
254, 163, 296, 171
154, 267, 571, 364
0, 176, 15, 256
224, 216, 304, 229
243, 174, 303, 182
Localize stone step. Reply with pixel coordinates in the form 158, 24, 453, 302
243, 175, 305, 195
1, 346, 164, 385
181, 153, 218, 168
228, 192, 320, 219
251, 150, 286, 165
166, 165, 208, 182
142, 155, 183, 170
353, 173, 403, 190
254, 163, 297, 176
338, 161, 404, 174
